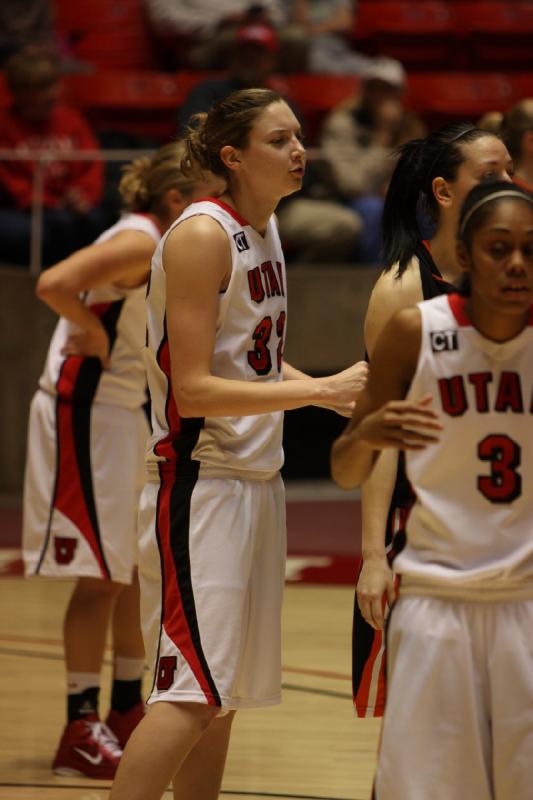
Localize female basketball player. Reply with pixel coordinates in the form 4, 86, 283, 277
108, 88, 368, 800
332, 123, 513, 717
22, 142, 222, 779
331, 181, 533, 799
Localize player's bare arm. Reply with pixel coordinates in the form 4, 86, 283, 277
165, 216, 368, 418
331, 307, 442, 489
353, 262, 426, 624
36, 230, 156, 367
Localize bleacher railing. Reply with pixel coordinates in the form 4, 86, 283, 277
0, 149, 153, 276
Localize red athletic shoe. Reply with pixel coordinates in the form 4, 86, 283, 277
106, 702, 145, 748
52, 716, 123, 779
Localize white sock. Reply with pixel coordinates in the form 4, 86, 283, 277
113, 656, 145, 682
67, 671, 101, 694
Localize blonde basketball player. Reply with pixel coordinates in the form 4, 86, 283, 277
22, 142, 222, 779
331, 181, 533, 799
109, 88, 368, 800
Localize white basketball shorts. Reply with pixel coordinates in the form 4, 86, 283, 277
374, 594, 533, 800
23, 388, 149, 584
138, 470, 287, 712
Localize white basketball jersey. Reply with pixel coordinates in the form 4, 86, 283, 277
145, 198, 287, 479
397, 293, 533, 599
39, 213, 161, 409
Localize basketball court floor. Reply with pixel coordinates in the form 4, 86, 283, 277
0, 482, 381, 800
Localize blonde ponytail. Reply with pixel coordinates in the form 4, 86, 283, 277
119, 140, 205, 213
119, 157, 152, 212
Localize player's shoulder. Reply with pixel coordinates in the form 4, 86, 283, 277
163, 212, 231, 285
370, 258, 423, 311
167, 211, 229, 249
364, 257, 423, 356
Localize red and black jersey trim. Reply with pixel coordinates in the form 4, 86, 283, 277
150, 463, 222, 706
368, 599, 399, 799
352, 568, 386, 718
449, 293, 533, 327
417, 241, 456, 299
56, 300, 124, 403
352, 504, 409, 718
36, 300, 124, 578
203, 196, 249, 227
154, 319, 205, 475
153, 320, 179, 461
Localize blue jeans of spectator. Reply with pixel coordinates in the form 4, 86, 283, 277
348, 195, 384, 265
0, 206, 106, 268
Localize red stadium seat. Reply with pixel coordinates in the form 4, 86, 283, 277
72, 30, 156, 70
452, 2, 533, 70
54, 0, 143, 31
283, 74, 360, 143
405, 72, 533, 127
53, 0, 157, 70
63, 72, 361, 144
63, 71, 198, 140
65, 72, 187, 109
2, 68, 531, 142
284, 74, 360, 112
352, 1, 456, 69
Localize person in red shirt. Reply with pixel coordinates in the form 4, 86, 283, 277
0, 47, 105, 267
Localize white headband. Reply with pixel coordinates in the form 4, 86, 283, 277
459, 189, 533, 237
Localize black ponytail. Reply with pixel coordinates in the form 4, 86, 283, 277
382, 122, 493, 276
382, 138, 426, 275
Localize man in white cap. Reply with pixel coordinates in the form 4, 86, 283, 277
319, 56, 426, 264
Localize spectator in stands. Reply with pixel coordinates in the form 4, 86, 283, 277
145, 0, 293, 69
287, 0, 370, 75
477, 110, 504, 136
501, 99, 533, 194
0, 48, 105, 268
320, 57, 426, 264
276, 178, 362, 263
0, 0, 54, 67
177, 21, 284, 130
177, 22, 362, 263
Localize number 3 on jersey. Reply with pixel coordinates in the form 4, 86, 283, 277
248, 312, 286, 375
477, 433, 522, 504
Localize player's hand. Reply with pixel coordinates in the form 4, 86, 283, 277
320, 361, 369, 416
358, 394, 442, 450
61, 326, 111, 369
357, 555, 396, 630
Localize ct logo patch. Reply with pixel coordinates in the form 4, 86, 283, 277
233, 231, 249, 252
430, 330, 458, 352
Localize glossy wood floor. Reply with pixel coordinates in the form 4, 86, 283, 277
0, 575, 380, 800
